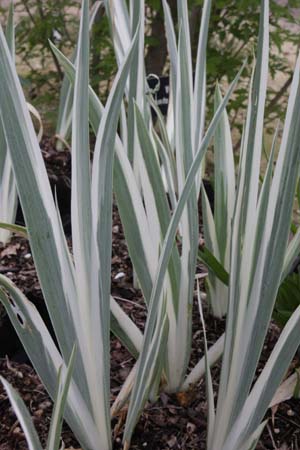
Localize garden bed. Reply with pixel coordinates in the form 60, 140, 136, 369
0, 139, 300, 450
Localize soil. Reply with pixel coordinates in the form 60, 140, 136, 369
0, 138, 300, 450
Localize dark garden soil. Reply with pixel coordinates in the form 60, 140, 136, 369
0, 138, 300, 450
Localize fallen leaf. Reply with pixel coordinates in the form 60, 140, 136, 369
270, 371, 298, 407
176, 390, 196, 407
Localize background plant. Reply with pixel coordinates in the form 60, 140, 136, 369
0, 0, 298, 134
0, 0, 116, 128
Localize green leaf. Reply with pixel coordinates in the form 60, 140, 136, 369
273, 272, 300, 328
198, 246, 229, 286
282, 225, 300, 281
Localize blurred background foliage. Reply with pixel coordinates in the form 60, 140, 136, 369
0, 0, 299, 134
